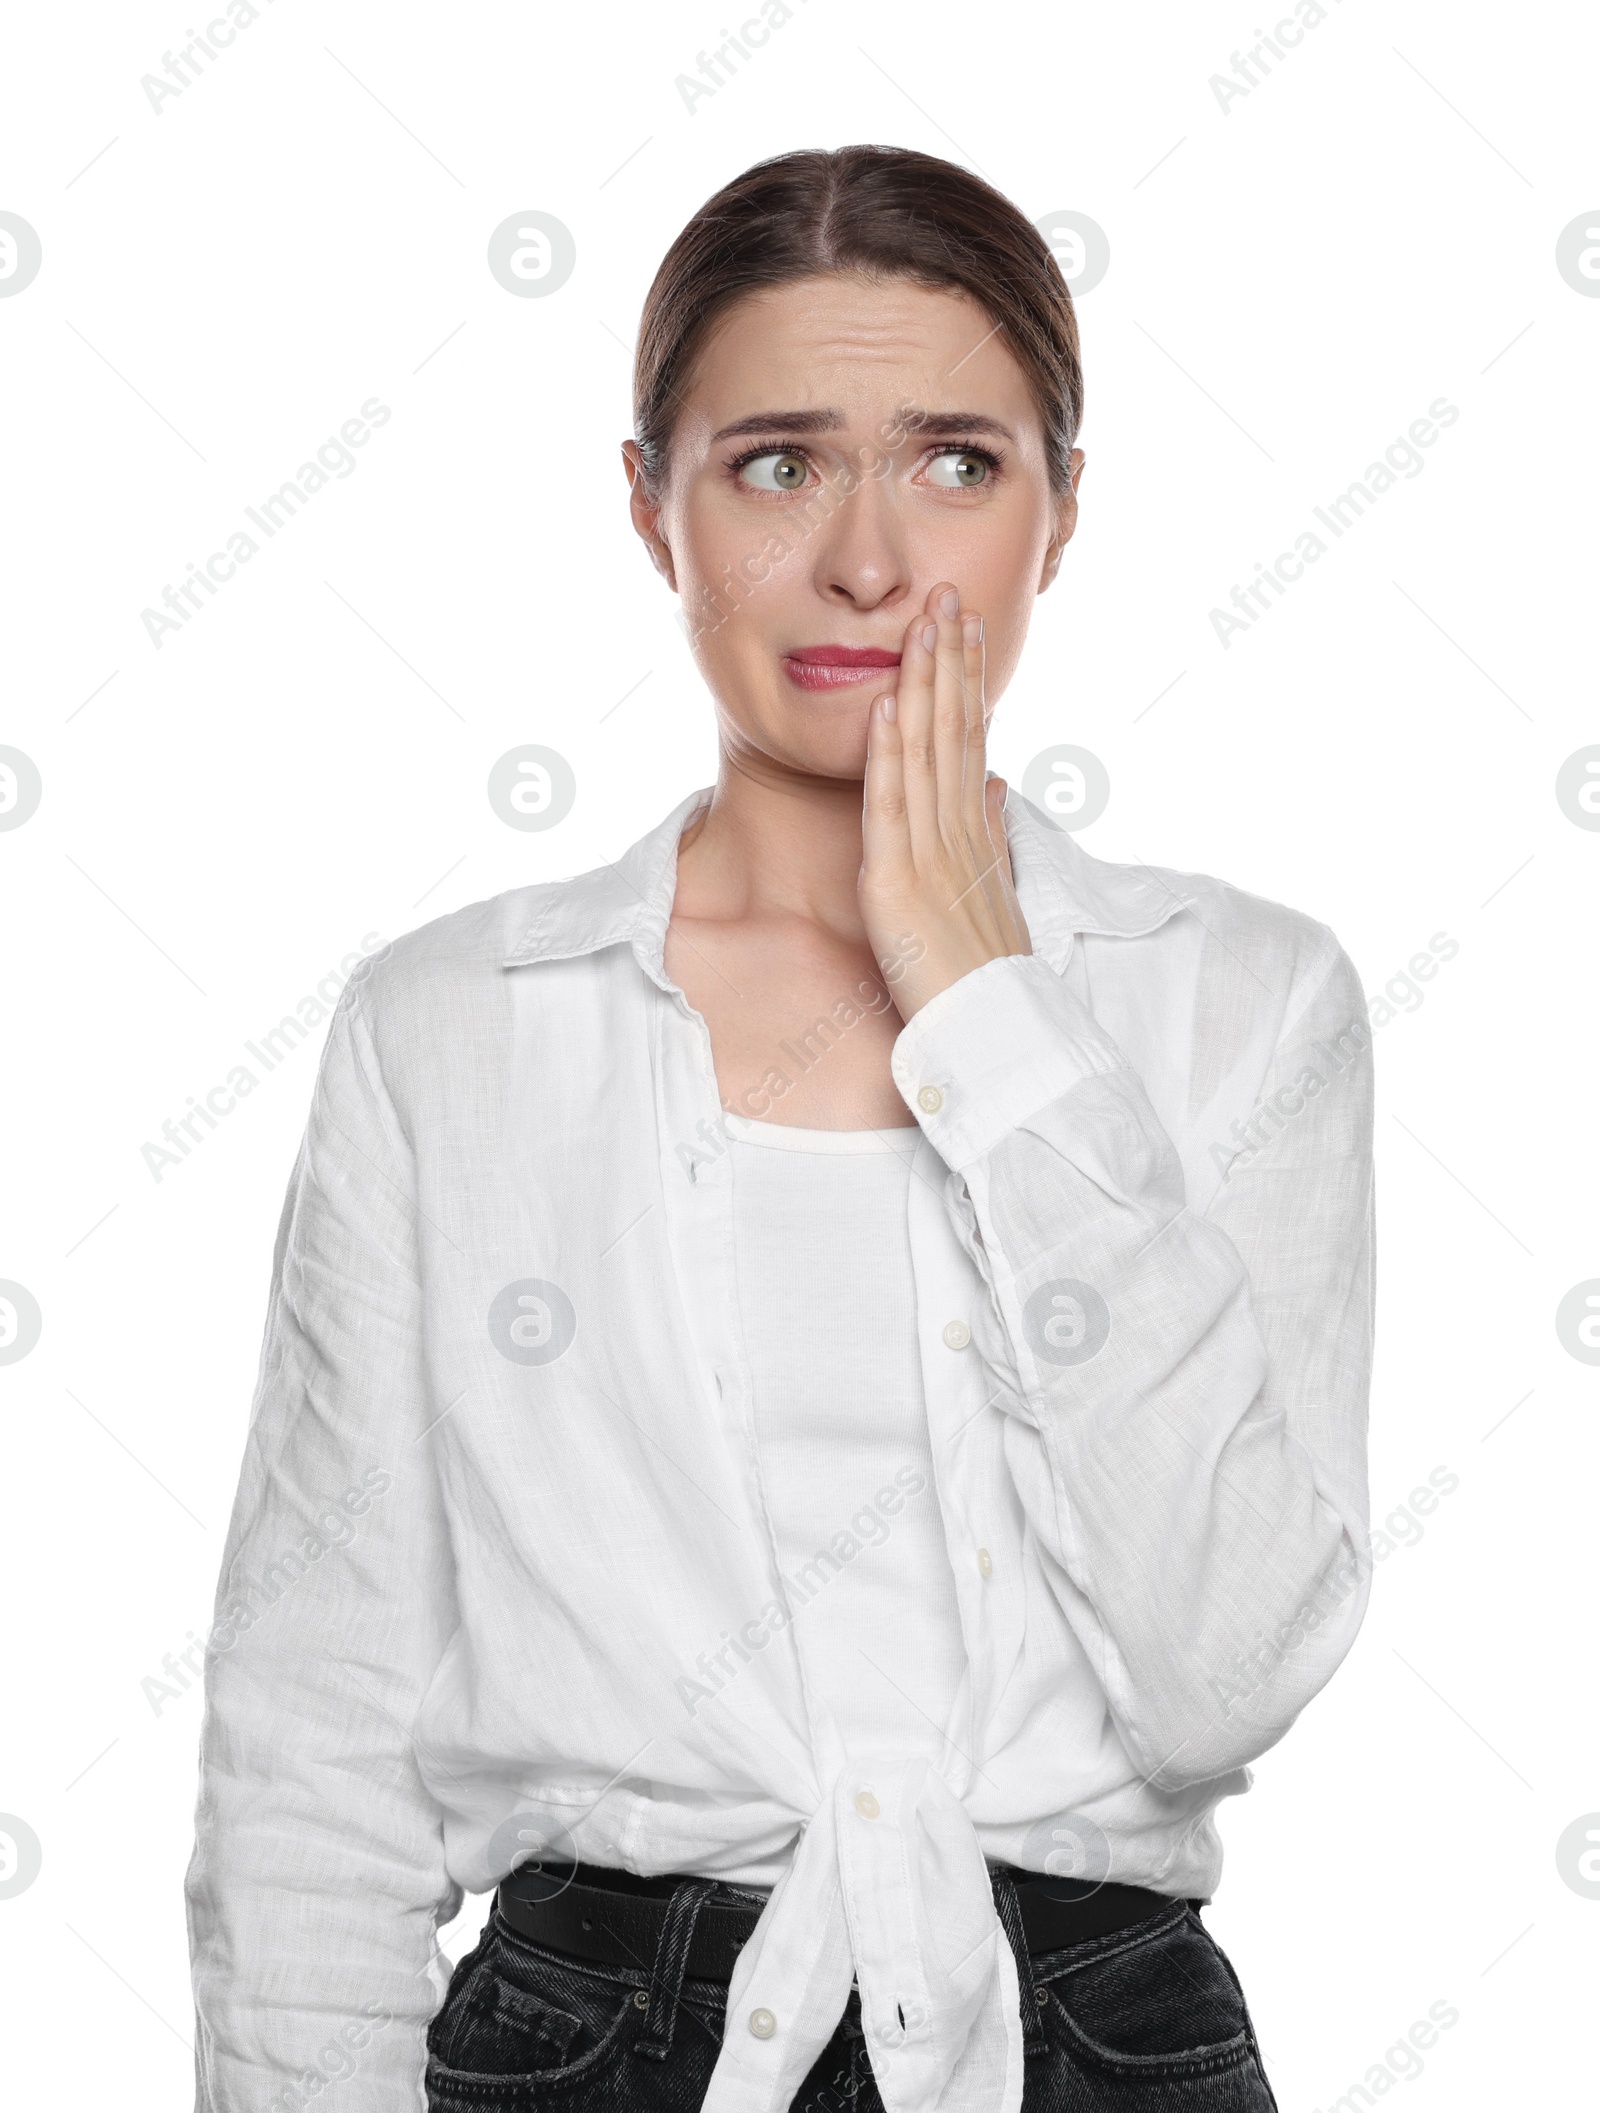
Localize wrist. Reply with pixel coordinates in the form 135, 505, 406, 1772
882, 939, 1034, 1022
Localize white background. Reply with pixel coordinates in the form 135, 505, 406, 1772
2, 0, 1597, 2104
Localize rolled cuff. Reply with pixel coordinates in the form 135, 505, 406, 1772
890, 953, 1127, 1169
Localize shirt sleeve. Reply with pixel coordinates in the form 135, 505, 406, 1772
890, 941, 1374, 1789
186, 971, 460, 2111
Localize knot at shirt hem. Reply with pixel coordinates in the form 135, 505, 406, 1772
701, 1758, 1024, 2113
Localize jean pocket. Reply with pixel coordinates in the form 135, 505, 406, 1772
1036, 1905, 1271, 2093
426, 1927, 638, 2106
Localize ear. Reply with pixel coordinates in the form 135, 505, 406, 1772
1037, 447, 1086, 594
620, 439, 678, 591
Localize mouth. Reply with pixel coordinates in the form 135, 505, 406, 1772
782, 645, 902, 693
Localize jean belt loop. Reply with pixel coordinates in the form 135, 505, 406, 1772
989, 1865, 1047, 2060
635, 1877, 717, 2061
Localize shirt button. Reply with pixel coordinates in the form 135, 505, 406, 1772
854, 1789, 881, 1820
977, 1548, 993, 1577
917, 1085, 944, 1114
942, 1320, 971, 1350
748, 2007, 777, 2039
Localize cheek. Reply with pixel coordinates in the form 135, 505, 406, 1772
953, 548, 1038, 690
675, 492, 793, 621
929, 493, 1048, 614
983, 519, 1060, 688
674, 542, 800, 721
690, 537, 821, 689
973, 614, 1027, 706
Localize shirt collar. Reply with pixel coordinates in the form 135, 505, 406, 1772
500, 779, 1195, 978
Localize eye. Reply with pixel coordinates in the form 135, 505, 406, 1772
925, 448, 992, 488
736, 449, 810, 491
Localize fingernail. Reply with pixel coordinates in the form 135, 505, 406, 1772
920, 621, 938, 651
963, 613, 983, 645
938, 588, 960, 619
880, 692, 897, 723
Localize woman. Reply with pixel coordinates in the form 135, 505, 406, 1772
188, 146, 1374, 2113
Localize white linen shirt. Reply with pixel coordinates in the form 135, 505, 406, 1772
185, 780, 1376, 2113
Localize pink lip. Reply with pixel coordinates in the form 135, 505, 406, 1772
782, 646, 902, 692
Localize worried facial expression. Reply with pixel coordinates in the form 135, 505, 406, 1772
623, 273, 1083, 784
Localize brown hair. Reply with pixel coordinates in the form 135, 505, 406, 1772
632, 145, 1083, 500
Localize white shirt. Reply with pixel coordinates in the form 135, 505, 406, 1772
186, 779, 1376, 2113
722, 1113, 968, 1796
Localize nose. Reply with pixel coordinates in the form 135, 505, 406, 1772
807, 458, 913, 614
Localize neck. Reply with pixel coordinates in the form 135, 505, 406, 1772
672, 752, 872, 941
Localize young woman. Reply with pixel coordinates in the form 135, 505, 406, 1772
188, 146, 1375, 2113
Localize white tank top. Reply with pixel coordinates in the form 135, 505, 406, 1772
723, 1111, 969, 1772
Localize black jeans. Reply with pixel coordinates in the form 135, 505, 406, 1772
425, 1870, 1279, 2110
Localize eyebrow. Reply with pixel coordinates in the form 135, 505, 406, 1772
708, 408, 1016, 444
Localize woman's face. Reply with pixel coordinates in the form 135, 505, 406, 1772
622, 272, 1082, 784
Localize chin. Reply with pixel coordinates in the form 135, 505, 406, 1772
783, 703, 874, 771
764, 726, 871, 784
815, 742, 873, 785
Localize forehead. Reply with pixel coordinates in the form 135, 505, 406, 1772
679, 273, 1040, 433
